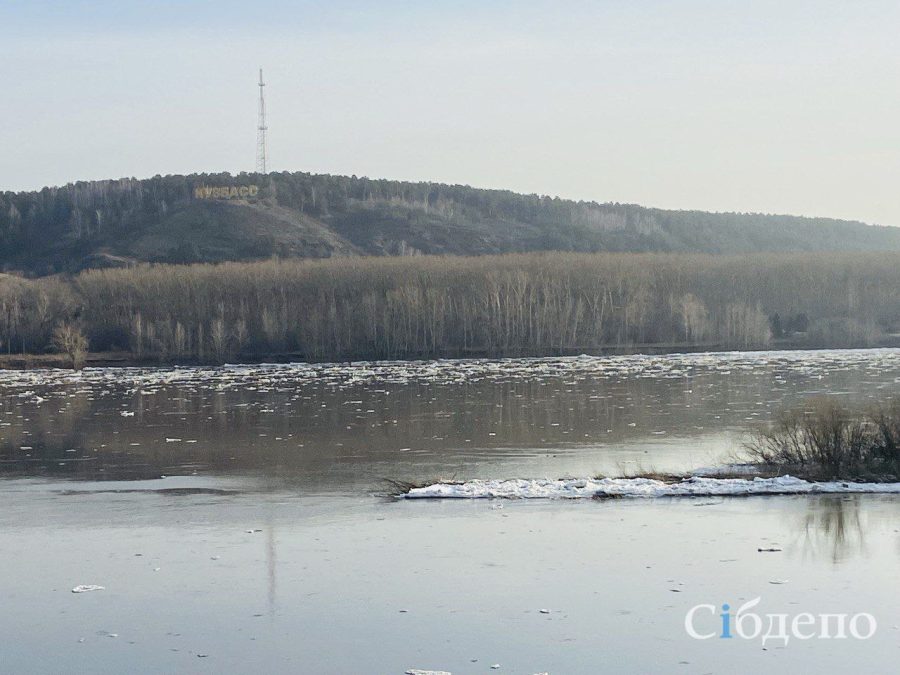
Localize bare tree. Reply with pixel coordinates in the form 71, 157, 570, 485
52, 322, 89, 370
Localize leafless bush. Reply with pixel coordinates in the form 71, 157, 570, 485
746, 397, 900, 480
870, 399, 900, 468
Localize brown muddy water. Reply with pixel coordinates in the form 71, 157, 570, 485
1, 350, 899, 673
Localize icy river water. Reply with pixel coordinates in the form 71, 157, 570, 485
1, 349, 899, 673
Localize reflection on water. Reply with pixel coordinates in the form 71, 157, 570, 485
1, 349, 899, 491
795, 496, 868, 563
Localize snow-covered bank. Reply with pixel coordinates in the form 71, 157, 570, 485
403, 475, 900, 499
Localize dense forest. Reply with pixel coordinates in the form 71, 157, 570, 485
1, 252, 898, 365
3, 171, 900, 275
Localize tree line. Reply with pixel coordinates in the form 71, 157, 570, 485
1, 252, 898, 364
4, 171, 900, 275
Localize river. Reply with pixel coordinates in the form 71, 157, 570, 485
1, 349, 898, 673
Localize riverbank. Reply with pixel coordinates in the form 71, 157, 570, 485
3, 252, 899, 366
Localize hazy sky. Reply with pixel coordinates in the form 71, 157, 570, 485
2, 0, 899, 225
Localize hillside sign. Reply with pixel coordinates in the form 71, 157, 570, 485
194, 185, 260, 200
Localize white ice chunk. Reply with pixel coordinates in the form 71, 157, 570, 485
72, 585, 105, 593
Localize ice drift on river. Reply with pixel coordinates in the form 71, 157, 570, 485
71, 585, 105, 593
404, 475, 900, 499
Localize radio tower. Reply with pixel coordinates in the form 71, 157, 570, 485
256, 68, 268, 174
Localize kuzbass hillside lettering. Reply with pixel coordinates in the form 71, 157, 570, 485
194, 185, 260, 200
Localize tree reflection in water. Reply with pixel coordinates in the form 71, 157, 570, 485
795, 495, 867, 564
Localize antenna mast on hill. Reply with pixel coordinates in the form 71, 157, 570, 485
256, 68, 268, 174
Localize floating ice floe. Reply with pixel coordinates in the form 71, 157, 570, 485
403, 475, 900, 500
71, 585, 105, 593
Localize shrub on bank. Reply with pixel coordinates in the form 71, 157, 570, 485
747, 398, 900, 480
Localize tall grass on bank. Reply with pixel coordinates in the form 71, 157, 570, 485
747, 398, 900, 480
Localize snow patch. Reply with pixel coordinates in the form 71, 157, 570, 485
404, 475, 900, 499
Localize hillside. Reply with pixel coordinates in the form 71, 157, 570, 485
3, 171, 900, 275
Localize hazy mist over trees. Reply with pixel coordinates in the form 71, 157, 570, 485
3, 172, 900, 275
2, 252, 897, 364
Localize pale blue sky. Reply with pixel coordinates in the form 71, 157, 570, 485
2, 1, 899, 225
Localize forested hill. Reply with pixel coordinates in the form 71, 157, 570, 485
3, 171, 900, 275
